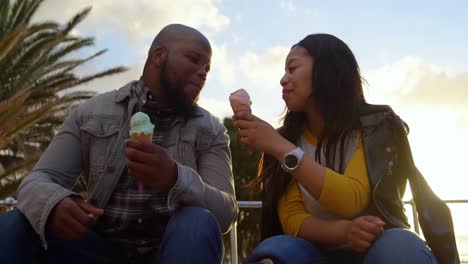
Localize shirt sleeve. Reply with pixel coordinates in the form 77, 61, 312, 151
318, 138, 371, 218
278, 181, 312, 236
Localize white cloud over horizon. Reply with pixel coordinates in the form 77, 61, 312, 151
280, 0, 297, 13
364, 56, 468, 111
34, 0, 230, 50
239, 46, 290, 91
210, 44, 238, 86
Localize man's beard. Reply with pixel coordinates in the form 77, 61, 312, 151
159, 60, 197, 118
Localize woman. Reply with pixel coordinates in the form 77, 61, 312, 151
233, 34, 458, 264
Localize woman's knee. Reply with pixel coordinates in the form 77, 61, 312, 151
248, 235, 322, 264
365, 228, 437, 263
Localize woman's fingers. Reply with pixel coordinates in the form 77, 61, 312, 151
354, 228, 375, 242
234, 119, 251, 130
350, 238, 372, 253
354, 216, 384, 236
233, 111, 256, 121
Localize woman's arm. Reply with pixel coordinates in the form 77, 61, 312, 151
279, 180, 385, 252
298, 215, 384, 252
234, 112, 370, 217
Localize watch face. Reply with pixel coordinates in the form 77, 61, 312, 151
285, 154, 298, 168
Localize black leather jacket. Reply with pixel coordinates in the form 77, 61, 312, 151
360, 104, 459, 264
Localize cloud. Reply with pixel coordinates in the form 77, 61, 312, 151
456, 113, 468, 133
197, 97, 232, 121
402, 70, 468, 109
210, 44, 237, 86
305, 8, 319, 17
280, 0, 297, 13
34, 0, 230, 49
364, 56, 468, 109
239, 46, 290, 91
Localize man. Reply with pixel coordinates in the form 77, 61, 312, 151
0, 24, 237, 263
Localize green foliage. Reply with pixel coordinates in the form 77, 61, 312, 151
0, 0, 127, 198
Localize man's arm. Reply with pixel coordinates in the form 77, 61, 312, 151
167, 124, 237, 234
16, 107, 84, 244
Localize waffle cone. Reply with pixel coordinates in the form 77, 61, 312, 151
232, 104, 251, 113
130, 133, 152, 142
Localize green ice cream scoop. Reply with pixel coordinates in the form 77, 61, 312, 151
130, 112, 154, 135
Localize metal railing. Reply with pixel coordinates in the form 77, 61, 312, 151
229, 199, 468, 264
0, 197, 16, 207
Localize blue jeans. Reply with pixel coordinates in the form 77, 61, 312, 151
0, 206, 223, 263
247, 229, 438, 264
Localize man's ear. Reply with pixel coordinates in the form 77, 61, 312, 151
150, 46, 166, 67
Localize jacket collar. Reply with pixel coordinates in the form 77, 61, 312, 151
112, 80, 204, 118
113, 81, 137, 102
359, 103, 393, 128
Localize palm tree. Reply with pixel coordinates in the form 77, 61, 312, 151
0, 0, 127, 198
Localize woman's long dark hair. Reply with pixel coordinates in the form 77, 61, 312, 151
255, 34, 366, 239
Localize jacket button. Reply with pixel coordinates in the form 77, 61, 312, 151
387, 169, 393, 175
386, 146, 392, 153
389, 160, 394, 167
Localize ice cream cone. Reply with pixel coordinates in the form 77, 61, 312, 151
232, 103, 252, 114
130, 133, 152, 142
229, 89, 252, 114
129, 112, 155, 192
229, 89, 253, 154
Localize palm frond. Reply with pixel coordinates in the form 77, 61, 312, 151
0, 24, 25, 61
74, 66, 129, 86
63, 49, 108, 73
26, 21, 59, 36
7, 0, 26, 30
61, 6, 92, 35
20, 0, 44, 26
0, 0, 11, 34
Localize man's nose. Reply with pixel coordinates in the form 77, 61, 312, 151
198, 65, 208, 81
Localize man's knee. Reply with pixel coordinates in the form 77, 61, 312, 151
0, 209, 36, 242
0, 209, 42, 262
168, 206, 221, 238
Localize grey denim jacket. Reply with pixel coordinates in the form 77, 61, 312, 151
17, 81, 237, 248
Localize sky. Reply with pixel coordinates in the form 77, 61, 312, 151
34, 0, 468, 241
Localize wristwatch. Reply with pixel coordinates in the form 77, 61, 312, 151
280, 147, 305, 173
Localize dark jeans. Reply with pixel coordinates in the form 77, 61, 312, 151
0, 206, 223, 263
247, 229, 438, 264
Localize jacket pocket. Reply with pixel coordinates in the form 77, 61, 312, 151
80, 116, 122, 190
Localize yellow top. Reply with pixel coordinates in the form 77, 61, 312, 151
278, 130, 371, 236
